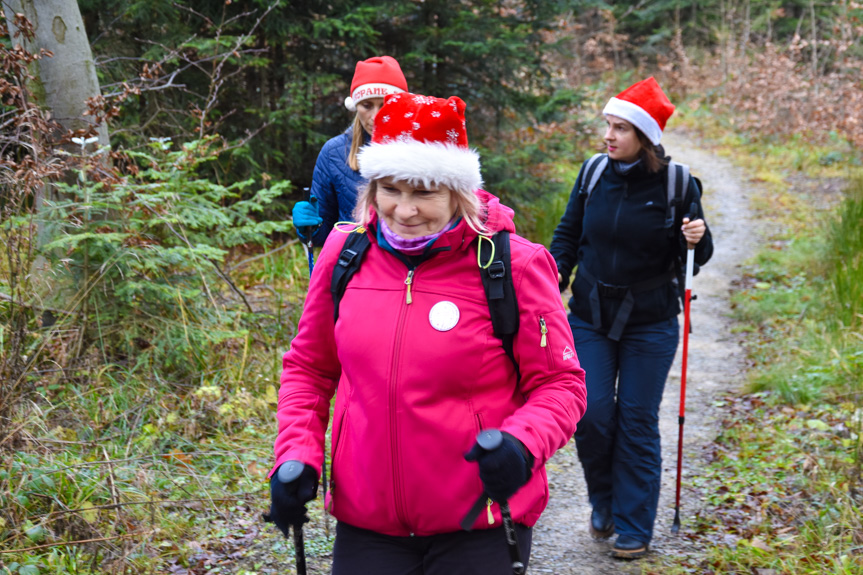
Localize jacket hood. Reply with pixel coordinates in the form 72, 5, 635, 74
477, 189, 516, 235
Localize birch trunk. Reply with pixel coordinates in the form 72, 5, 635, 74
3, 0, 109, 150
3, 0, 109, 316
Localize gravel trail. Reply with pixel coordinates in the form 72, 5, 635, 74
527, 129, 761, 574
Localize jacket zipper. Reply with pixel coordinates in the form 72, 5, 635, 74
474, 414, 495, 525
404, 269, 415, 304
540, 315, 555, 368
390, 283, 413, 532
611, 182, 627, 276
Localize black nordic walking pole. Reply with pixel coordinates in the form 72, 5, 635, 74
461, 429, 526, 575
263, 460, 307, 575
301, 187, 317, 276
672, 203, 698, 535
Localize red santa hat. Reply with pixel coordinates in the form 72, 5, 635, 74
358, 93, 482, 193
344, 56, 408, 112
602, 77, 675, 145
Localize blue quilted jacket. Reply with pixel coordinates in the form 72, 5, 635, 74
309, 127, 369, 246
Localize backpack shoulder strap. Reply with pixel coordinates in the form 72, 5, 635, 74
479, 231, 520, 379
665, 161, 690, 231
580, 153, 609, 202
331, 230, 371, 321
667, 162, 698, 310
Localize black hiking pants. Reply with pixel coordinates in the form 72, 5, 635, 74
330, 520, 532, 575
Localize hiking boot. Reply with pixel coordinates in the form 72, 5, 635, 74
611, 535, 648, 559
588, 508, 614, 539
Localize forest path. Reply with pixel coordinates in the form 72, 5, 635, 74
527, 129, 762, 574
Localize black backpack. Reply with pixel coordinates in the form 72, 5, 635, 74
330, 229, 520, 376
579, 153, 697, 237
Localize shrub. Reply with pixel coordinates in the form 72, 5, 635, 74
33, 137, 292, 382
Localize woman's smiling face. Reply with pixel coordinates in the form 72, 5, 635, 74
375, 177, 457, 239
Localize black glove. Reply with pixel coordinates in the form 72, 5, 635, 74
464, 432, 533, 502
267, 462, 318, 537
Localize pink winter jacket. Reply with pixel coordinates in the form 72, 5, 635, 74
272, 190, 586, 537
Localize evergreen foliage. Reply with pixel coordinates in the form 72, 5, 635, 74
77, 0, 590, 206
73, 0, 863, 216
35, 137, 292, 379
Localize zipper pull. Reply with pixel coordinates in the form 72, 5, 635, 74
405, 270, 414, 304
539, 316, 548, 348
486, 498, 494, 525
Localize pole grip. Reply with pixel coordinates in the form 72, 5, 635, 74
277, 460, 304, 484
275, 460, 308, 575
476, 428, 503, 451
685, 248, 695, 290
302, 187, 317, 247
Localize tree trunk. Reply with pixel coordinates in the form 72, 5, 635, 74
840, 0, 849, 44
809, 0, 818, 97
690, 0, 697, 34
3, 0, 109, 321
720, 0, 728, 87
3, 0, 109, 150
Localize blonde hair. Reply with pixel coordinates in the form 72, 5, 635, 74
352, 179, 488, 236
348, 115, 364, 171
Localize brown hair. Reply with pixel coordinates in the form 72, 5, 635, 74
352, 179, 488, 236
635, 129, 668, 174
348, 115, 364, 171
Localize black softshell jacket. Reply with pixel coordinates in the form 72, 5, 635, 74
549, 156, 714, 334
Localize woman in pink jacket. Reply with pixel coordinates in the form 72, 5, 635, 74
268, 92, 587, 574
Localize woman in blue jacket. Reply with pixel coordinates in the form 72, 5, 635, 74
292, 56, 408, 246
549, 77, 713, 559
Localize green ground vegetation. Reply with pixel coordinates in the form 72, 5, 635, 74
0, 139, 327, 573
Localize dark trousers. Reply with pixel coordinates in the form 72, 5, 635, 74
569, 314, 679, 544
331, 521, 532, 575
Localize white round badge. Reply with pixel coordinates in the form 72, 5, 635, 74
429, 301, 460, 332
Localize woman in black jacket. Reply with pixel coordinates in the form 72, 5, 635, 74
550, 77, 713, 559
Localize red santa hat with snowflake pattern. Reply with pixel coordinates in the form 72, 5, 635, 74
344, 56, 408, 112
357, 93, 483, 193
602, 77, 676, 145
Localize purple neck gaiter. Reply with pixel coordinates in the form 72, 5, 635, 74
379, 218, 452, 255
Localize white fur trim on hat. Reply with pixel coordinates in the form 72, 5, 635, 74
345, 83, 405, 111
358, 140, 482, 193
603, 97, 663, 145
